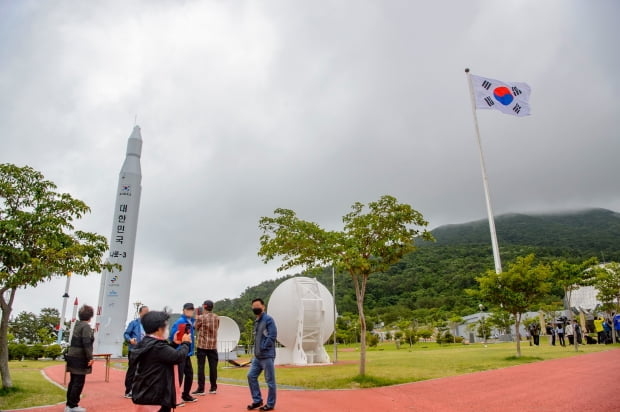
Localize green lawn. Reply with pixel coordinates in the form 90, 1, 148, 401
0, 360, 65, 410
217, 341, 619, 389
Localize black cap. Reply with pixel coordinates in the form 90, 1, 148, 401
183, 303, 195, 310
203, 300, 214, 309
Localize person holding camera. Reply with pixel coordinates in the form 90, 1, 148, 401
131, 311, 192, 412
169, 303, 197, 405
65, 305, 95, 412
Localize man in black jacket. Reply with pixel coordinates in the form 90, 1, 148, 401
132, 311, 191, 412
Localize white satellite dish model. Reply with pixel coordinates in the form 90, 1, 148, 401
267, 277, 336, 365
217, 316, 240, 361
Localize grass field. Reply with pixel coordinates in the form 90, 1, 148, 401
0, 360, 65, 410
217, 341, 619, 389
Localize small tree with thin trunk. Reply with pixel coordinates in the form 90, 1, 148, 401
474, 254, 552, 357
258, 195, 433, 375
0, 164, 114, 388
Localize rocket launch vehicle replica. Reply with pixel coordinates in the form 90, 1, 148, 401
95, 126, 143, 356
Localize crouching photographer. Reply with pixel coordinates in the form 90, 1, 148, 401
131, 311, 191, 412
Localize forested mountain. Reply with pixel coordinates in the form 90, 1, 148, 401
215, 208, 620, 328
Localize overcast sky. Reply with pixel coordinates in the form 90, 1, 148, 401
1, 0, 619, 322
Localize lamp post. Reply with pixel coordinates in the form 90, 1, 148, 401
133, 301, 143, 319
479, 304, 487, 346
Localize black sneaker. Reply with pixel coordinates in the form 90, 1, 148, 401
208, 388, 217, 394
124, 392, 132, 399
247, 402, 263, 410
182, 395, 198, 403
176, 401, 185, 407
192, 389, 206, 396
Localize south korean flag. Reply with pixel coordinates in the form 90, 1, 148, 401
471, 74, 531, 117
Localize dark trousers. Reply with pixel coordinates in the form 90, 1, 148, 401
125, 350, 137, 394
568, 335, 574, 345
158, 407, 171, 412
66, 373, 86, 408
177, 356, 193, 398
551, 334, 556, 346
558, 333, 565, 346
196, 348, 218, 391
533, 335, 539, 346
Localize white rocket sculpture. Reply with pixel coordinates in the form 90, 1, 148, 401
95, 126, 143, 356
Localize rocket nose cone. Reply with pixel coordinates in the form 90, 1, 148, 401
130, 125, 143, 141
126, 125, 143, 157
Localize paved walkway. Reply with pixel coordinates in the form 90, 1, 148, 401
10, 349, 620, 412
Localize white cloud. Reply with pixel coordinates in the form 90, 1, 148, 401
1, 0, 618, 321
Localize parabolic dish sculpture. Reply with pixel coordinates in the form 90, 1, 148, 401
267, 276, 336, 365
217, 315, 240, 360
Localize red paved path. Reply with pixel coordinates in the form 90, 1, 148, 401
11, 349, 620, 412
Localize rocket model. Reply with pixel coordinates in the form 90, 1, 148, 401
95, 126, 143, 356
68, 297, 79, 344
56, 272, 72, 344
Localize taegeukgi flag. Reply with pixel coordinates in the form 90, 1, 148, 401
471, 74, 531, 117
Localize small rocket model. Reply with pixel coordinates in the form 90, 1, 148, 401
56, 272, 72, 344
68, 297, 78, 344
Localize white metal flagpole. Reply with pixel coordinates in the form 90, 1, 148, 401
465, 68, 502, 274
332, 265, 337, 363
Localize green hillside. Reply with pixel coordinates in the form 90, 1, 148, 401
431, 208, 620, 253
215, 208, 620, 329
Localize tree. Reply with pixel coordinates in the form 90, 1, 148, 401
397, 319, 418, 347
474, 254, 552, 357
486, 309, 513, 335
448, 316, 463, 343
593, 262, 620, 344
258, 195, 433, 375
9, 311, 39, 343
9, 307, 62, 345
0, 164, 113, 388
550, 257, 598, 351
37, 307, 61, 345
474, 317, 491, 341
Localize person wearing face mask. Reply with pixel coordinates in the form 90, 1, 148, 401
247, 298, 278, 411
131, 311, 191, 412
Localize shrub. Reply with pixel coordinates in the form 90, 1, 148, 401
27, 344, 45, 360
367, 333, 379, 347
8, 343, 28, 360
45, 344, 63, 360
436, 331, 455, 344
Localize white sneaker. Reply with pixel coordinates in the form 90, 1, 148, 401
65, 406, 87, 412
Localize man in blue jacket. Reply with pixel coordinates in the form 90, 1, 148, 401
247, 298, 277, 411
170, 303, 198, 405
123, 305, 148, 397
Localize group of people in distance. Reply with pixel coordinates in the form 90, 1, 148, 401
63, 298, 278, 412
539, 315, 620, 348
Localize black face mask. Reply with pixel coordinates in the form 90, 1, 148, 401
252, 307, 263, 315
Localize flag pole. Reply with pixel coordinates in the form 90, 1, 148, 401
465, 68, 502, 274
332, 265, 338, 363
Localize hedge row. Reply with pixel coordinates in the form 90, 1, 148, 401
8, 343, 63, 360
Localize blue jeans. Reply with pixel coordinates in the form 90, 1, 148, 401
247, 357, 276, 407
